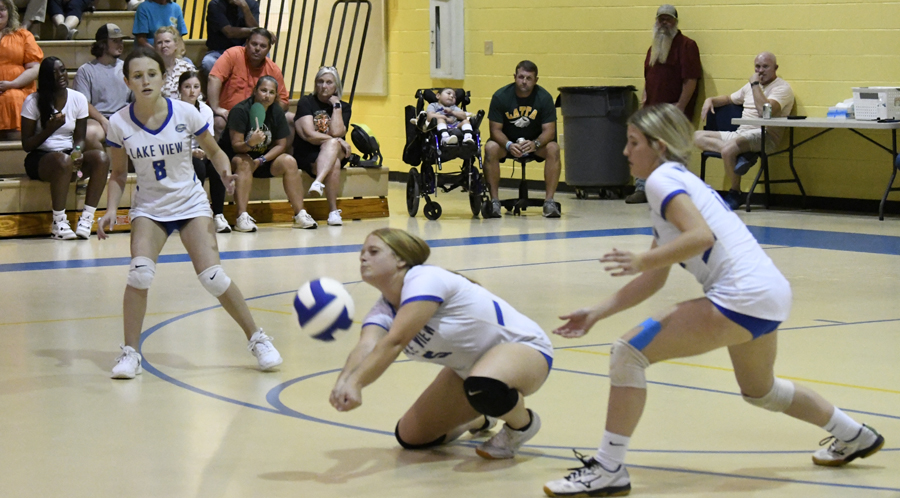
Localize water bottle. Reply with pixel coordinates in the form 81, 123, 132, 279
71, 145, 83, 179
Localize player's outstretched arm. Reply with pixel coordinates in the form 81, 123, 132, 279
97, 147, 129, 239
555, 240, 670, 338
331, 301, 439, 412
196, 130, 236, 194
621, 194, 714, 273
330, 324, 387, 410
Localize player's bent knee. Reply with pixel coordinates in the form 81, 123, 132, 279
127, 257, 156, 290
609, 338, 650, 389
742, 378, 794, 412
463, 376, 519, 417
198, 265, 232, 297
394, 421, 446, 450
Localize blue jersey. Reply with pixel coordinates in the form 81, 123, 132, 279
107, 98, 212, 222
363, 265, 553, 378
645, 162, 792, 321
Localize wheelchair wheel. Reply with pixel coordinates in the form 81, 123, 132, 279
424, 201, 442, 220
469, 192, 483, 217
407, 168, 421, 217
481, 199, 493, 218
467, 162, 483, 217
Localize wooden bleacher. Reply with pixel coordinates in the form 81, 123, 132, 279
3, 2, 389, 238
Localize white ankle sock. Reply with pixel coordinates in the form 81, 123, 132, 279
52, 209, 65, 221
594, 431, 630, 467
82, 205, 96, 218
437, 123, 447, 132
823, 408, 865, 442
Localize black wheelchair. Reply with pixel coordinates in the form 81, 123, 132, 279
403, 88, 487, 220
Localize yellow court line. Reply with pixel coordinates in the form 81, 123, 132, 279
563, 348, 900, 395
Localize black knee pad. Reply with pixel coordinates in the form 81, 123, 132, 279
394, 421, 446, 450
463, 376, 519, 417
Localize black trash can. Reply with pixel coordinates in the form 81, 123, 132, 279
557, 86, 637, 197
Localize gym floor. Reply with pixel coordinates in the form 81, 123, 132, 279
1, 183, 897, 498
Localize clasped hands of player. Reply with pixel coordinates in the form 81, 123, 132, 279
554, 248, 645, 339
330, 378, 362, 412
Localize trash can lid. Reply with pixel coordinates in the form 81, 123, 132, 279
557, 85, 637, 94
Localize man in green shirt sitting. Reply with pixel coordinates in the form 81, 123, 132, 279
483, 60, 561, 218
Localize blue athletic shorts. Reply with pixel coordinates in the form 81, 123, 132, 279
713, 302, 781, 338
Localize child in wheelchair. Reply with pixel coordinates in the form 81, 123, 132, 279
402, 88, 488, 220
420, 88, 475, 147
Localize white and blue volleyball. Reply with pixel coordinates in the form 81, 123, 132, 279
294, 278, 355, 341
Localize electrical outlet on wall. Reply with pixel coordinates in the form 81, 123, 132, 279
484, 40, 493, 55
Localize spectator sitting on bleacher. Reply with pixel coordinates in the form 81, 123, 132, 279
292, 66, 351, 227
154, 25, 195, 98
13, 0, 44, 40
48, 0, 86, 39
177, 69, 229, 231
0, 0, 42, 141
73, 23, 131, 151
202, 0, 259, 74
132, 0, 186, 49
219, 76, 317, 232
20, 57, 109, 240
207, 27, 288, 137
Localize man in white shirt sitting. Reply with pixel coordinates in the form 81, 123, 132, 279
694, 52, 793, 210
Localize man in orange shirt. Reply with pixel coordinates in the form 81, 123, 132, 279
208, 27, 290, 136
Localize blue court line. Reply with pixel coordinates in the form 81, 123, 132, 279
131, 285, 900, 493
530, 450, 900, 493
5, 225, 900, 273
262, 364, 900, 493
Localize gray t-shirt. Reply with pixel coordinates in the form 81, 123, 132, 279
73, 59, 132, 118
427, 102, 463, 126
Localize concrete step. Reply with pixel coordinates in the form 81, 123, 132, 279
40, 39, 208, 70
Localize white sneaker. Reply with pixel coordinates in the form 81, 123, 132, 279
468, 416, 498, 437
75, 213, 93, 239
812, 425, 884, 467
111, 345, 142, 379
327, 209, 343, 226
214, 214, 232, 233
543, 451, 631, 497
234, 212, 257, 232
476, 409, 541, 459
51, 217, 76, 240
248, 329, 283, 371
308, 180, 325, 196
441, 134, 458, 145
293, 209, 318, 229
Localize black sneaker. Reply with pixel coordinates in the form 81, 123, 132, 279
723, 189, 744, 210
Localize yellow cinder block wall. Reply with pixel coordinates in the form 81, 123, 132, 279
348, 0, 900, 200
